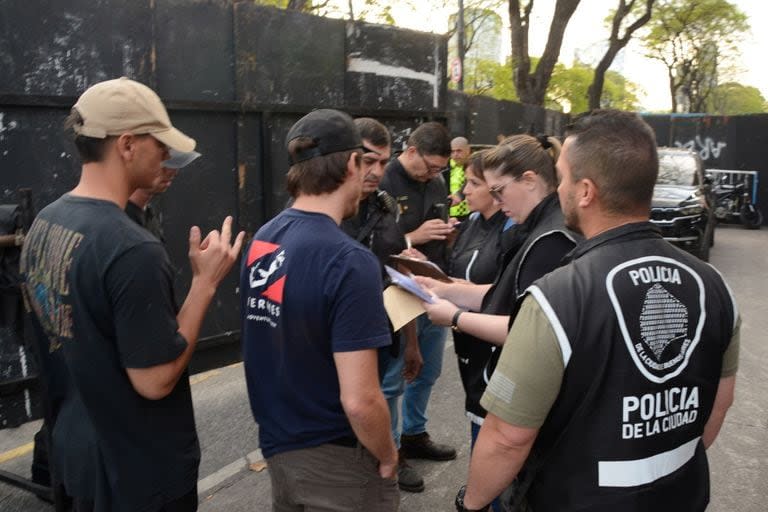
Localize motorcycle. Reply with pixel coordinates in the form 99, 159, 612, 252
710, 177, 763, 229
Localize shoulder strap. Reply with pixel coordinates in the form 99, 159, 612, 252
356, 210, 385, 245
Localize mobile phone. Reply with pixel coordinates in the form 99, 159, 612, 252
431, 202, 448, 222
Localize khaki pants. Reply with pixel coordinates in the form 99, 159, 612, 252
267, 442, 399, 512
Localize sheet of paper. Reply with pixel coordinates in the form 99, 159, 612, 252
383, 286, 425, 331
385, 265, 434, 303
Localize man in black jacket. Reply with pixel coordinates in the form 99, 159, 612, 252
340, 117, 424, 492
379, 122, 458, 489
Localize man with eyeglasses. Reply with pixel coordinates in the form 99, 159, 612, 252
379, 121, 457, 491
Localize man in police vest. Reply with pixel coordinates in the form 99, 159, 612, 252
456, 109, 739, 512
340, 117, 425, 492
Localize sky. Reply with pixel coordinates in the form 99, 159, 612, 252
324, 0, 768, 112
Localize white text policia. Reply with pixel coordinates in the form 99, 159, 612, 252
621, 386, 699, 439
628, 265, 682, 286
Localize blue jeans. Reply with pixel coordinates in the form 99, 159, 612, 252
382, 314, 447, 447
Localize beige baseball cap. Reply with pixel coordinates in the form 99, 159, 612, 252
71, 77, 196, 152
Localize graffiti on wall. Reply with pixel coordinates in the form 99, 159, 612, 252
674, 136, 727, 161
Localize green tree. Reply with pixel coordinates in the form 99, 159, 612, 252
706, 82, 768, 115
588, 0, 655, 111
465, 59, 518, 101
642, 0, 748, 113
601, 70, 641, 111
548, 63, 639, 113
471, 58, 638, 113
509, 0, 582, 106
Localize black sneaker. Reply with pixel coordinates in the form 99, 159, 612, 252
400, 432, 457, 461
397, 454, 425, 493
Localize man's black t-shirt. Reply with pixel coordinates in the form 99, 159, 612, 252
125, 199, 165, 242
20, 195, 199, 512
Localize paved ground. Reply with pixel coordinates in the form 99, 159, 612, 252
1, 224, 766, 510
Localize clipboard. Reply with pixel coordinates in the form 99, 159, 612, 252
388, 255, 452, 283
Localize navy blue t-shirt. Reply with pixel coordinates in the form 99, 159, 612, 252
241, 209, 392, 458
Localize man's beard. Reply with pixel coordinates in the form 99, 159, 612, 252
563, 202, 582, 235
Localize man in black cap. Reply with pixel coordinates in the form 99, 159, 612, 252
241, 109, 399, 511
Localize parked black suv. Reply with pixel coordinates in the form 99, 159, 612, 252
649, 147, 715, 261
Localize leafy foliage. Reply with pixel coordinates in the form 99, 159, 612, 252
588, 0, 655, 111
549, 63, 639, 113
642, 0, 748, 113
706, 82, 767, 115
464, 59, 518, 101
468, 58, 638, 114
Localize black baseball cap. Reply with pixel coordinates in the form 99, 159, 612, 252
286, 109, 372, 163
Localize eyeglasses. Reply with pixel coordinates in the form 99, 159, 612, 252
489, 179, 515, 202
418, 151, 449, 175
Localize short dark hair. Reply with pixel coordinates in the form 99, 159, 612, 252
64, 108, 114, 163
354, 118, 391, 148
465, 150, 488, 180
565, 109, 658, 214
483, 134, 560, 190
286, 137, 360, 197
407, 122, 451, 157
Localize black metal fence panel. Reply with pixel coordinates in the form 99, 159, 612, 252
0, 0, 153, 96
0, 1, 569, 428
0, 107, 78, 211
235, 5, 346, 108
156, 0, 236, 102
345, 22, 447, 113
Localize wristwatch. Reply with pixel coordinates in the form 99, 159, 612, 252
451, 308, 465, 332
455, 485, 490, 512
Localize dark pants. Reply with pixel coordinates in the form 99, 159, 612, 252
71, 486, 198, 512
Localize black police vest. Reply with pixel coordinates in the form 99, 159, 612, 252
482, 194, 577, 316
523, 222, 736, 511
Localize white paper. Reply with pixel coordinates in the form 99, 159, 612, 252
385, 265, 434, 303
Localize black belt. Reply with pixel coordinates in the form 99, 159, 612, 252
327, 435, 357, 447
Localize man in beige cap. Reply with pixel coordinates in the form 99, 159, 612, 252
20, 77, 244, 511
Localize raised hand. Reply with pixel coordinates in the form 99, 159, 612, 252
188, 216, 245, 288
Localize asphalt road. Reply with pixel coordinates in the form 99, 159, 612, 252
1, 224, 767, 511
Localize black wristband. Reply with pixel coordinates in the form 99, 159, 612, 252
455, 485, 490, 512
451, 309, 464, 332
